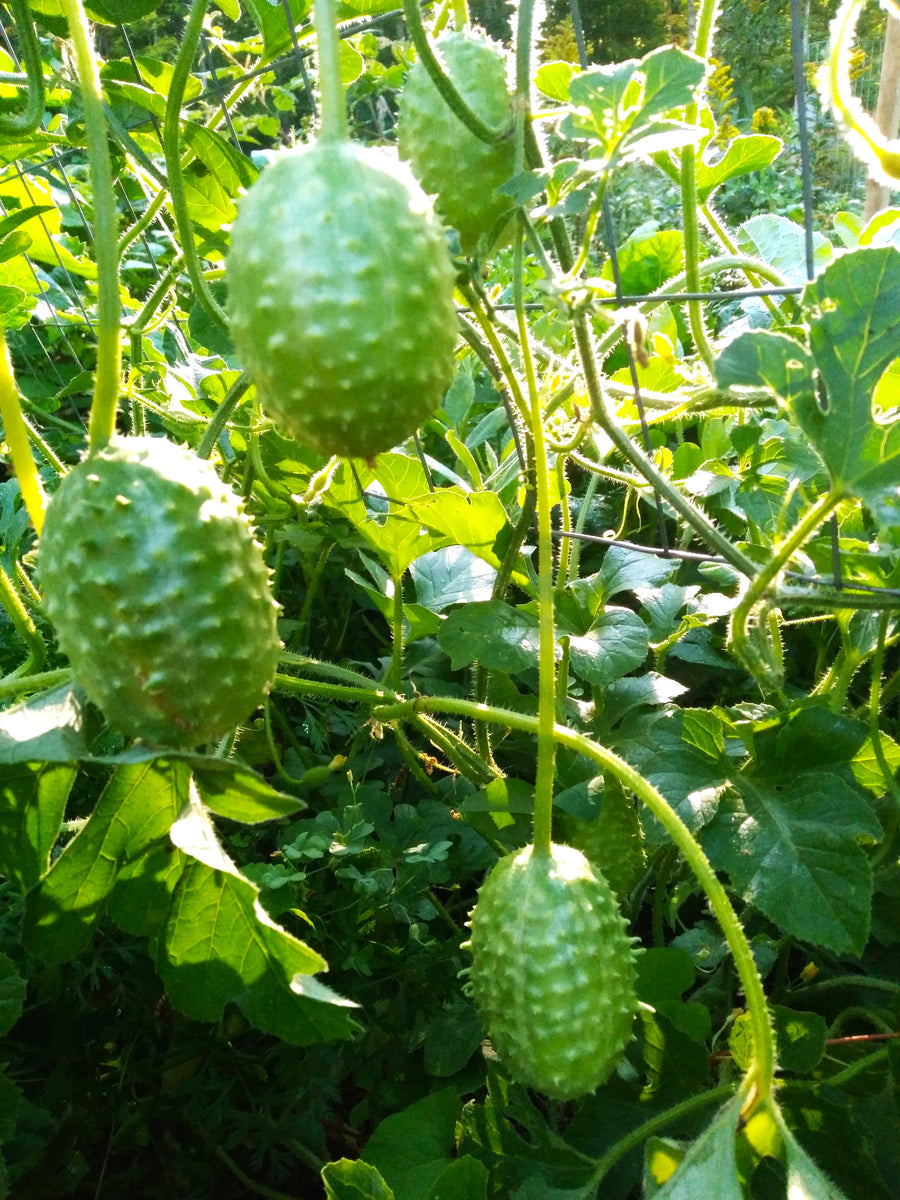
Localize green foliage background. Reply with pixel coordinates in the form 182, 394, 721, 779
0, 0, 895, 1197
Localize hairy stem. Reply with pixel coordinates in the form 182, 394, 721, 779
0, 0, 45, 135
63, 0, 122, 453
0, 337, 46, 531
163, 0, 229, 332
400, 0, 512, 144
314, 0, 349, 141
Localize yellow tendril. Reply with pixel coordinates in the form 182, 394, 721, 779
0, 335, 46, 533
818, 0, 900, 183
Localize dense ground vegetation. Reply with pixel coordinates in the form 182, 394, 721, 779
0, 0, 897, 1197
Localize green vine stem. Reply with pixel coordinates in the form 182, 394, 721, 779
163, 0, 229, 332
0, 564, 46, 678
592, 253, 791, 362
458, 287, 530, 423
555, 456, 572, 586
62, 0, 122, 454
273, 673, 392, 707
371, 692, 777, 1110
515, 224, 556, 855
511, 0, 558, 856
679, 0, 722, 370
789, 973, 900, 999
565, 469, 599, 585
513, 0, 535, 175
390, 573, 404, 693
869, 616, 900, 857
0, 0, 45, 136
573, 312, 759, 577
0, 336, 47, 531
273, 659, 501, 785
788, 1046, 891, 1091
680, 148, 714, 369
313, 0, 349, 141
409, 711, 500, 786
0, 666, 70, 701
400, 0, 512, 145
586, 1082, 735, 1191
473, 503, 533, 766
700, 203, 785, 324
196, 374, 253, 459
775, 580, 900, 613
728, 489, 844, 677
277, 651, 389, 692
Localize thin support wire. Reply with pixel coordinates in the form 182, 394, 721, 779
281, 0, 318, 118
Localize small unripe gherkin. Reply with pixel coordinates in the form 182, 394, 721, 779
38, 436, 281, 749
565, 778, 646, 900
397, 29, 516, 256
465, 842, 639, 1100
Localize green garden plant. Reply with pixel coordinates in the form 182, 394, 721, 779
0, 0, 896, 1195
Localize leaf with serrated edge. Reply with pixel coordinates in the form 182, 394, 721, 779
0, 952, 25, 1037
652, 1093, 744, 1198
161, 785, 357, 1044
702, 771, 881, 954
796, 246, 900, 509
566, 608, 649, 686
324, 456, 450, 576
0, 682, 89, 764
24, 760, 189, 962
694, 134, 782, 201
193, 760, 306, 823
0, 762, 75, 892
773, 1104, 852, 1200
715, 330, 815, 407
439, 600, 543, 673
321, 1159, 395, 1200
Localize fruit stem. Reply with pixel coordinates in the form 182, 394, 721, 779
62, 0, 121, 455
0, 563, 46, 678
513, 224, 556, 857
0, 336, 46, 532
0, 0, 44, 136
680, 0, 722, 370
390, 572, 404, 693
511, 0, 557, 854
513, 0, 537, 177
196, 374, 253, 460
400, 0, 512, 145
314, 0, 349, 142
0, 667, 71, 702
586, 1083, 736, 1191
163, 0, 229, 333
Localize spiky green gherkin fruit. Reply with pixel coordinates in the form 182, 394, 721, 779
38, 436, 280, 749
226, 141, 458, 460
397, 29, 516, 255
466, 842, 638, 1100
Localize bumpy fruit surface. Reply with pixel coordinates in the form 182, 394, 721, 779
38, 436, 280, 748
466, 842, 638, 1100
397, 29, 516, 255
226, 141, 458, 460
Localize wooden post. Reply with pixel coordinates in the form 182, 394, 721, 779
863, 10, 900, 220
